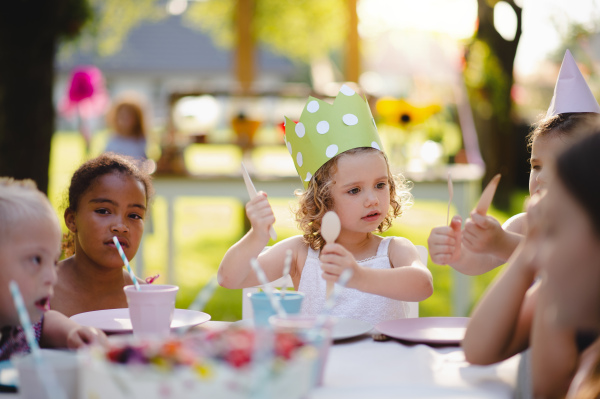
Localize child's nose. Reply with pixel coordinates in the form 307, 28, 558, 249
44, 263, 57, 286
365, 190, 379, 206
111, 220, 129, 233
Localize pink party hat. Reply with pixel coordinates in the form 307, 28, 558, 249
546, 49, 600, 117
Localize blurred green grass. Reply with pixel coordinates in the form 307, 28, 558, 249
49, 131, 527, 321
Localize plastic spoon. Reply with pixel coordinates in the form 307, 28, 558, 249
321, 211, 341, 299
446, 172, 453, 225
474, 174, 502, 215
241, 163, 277, 241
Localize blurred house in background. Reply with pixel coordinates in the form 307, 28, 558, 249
54, 14, 301, 134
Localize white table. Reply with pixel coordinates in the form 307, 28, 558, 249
1, 322, 520, 399
147, 163, 484, 316
311, 337, 520, 399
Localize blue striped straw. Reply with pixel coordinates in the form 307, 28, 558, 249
310, 269, 354, 336
9, 281, 67, 399
112, 236, 140, 291
188, 277, 218, 312
250, 258, 287, 318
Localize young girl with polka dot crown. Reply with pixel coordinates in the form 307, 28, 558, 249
218, 85, 433, 325
51, 153, 153, 317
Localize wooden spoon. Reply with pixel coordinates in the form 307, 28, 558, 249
321, 211, 341, 298
446, 171, 453, 226
474, 174, 501, 216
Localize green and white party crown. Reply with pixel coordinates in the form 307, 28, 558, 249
284, 84, 383, 189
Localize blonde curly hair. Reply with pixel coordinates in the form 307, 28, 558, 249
294, 147, 412, 250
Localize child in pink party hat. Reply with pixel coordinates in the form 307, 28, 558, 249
428, 49, 600, 276
460, 50, 600, 398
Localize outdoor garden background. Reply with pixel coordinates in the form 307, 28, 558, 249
3, 0, 600, 321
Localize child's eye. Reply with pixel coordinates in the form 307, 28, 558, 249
347, 188, 360, 195
531, 165, 541, 171
31, 255, 42, 265
129, 213, 143, 220
376, 182, 387, 189
95, 208, 110, 215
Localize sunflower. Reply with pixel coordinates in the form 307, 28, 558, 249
375, 97, 441, 127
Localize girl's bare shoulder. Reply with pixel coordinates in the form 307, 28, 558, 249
386, 236, 421, 267
502, 212, 527, 234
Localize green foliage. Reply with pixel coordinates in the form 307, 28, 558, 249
185, 0, 348, 63
464, 40, 511, 122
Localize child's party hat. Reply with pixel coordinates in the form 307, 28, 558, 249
284, 85, 383, 188
546, 49, 600, 117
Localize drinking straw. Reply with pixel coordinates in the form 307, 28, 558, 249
280, 249, 293, 299
112, 236, 140, 291
250, 258, 287, 318
9, 281, 67, 399
188, 277, 218, 312
310, 269, 354, 337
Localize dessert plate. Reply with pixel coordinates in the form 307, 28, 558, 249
332, 317, 373, 341
375, 317, 469, 345
70, 308, 211, 333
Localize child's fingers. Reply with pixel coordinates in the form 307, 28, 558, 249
450, 215, 463, 231
320, 243, 346, 256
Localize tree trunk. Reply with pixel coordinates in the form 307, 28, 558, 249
0, 1, 61, 194
468, 0, 522, 209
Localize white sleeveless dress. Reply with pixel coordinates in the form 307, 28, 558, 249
297, 236, 409, 325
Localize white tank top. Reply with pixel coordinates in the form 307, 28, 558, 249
297, 236, 409, 325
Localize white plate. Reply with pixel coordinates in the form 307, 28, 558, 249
332, 317, 373, 341
375, 317, 469, 345
70, 308, 211, 333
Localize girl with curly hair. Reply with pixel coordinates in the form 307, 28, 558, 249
218, 85, 432, 325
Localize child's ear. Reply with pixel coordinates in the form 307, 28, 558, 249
64, 208, 77, 233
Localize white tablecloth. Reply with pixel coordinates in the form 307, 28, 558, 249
310, 338, 520, 399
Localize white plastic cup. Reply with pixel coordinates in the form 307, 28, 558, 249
124, 284, 179, 338
13, 349, 78, 399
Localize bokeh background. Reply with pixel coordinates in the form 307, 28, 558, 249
2, 0, 600, 320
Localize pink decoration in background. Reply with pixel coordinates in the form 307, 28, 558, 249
59, 65, 109, 119
58, 66, 109, 152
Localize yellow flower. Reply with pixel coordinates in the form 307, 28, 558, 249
375, 97, 441, 127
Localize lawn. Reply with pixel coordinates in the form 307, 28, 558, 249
48, 131, 526, 321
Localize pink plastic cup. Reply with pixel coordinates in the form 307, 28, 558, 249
124, 284, 179, 338
269, 314, 333, 386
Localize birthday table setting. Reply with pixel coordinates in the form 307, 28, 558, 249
0, 247, 520, 399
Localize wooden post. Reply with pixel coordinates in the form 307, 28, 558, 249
236, 0, 254, 94
345, 0, 359, 83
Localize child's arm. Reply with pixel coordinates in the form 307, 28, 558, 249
218, 192, 299, 289
39, 310, 107, 349
530, 283, 579, 398
462, 212, 524, 262
462, 200, 542, 365
320, 237, 433, 302
428, 214, 524, 276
